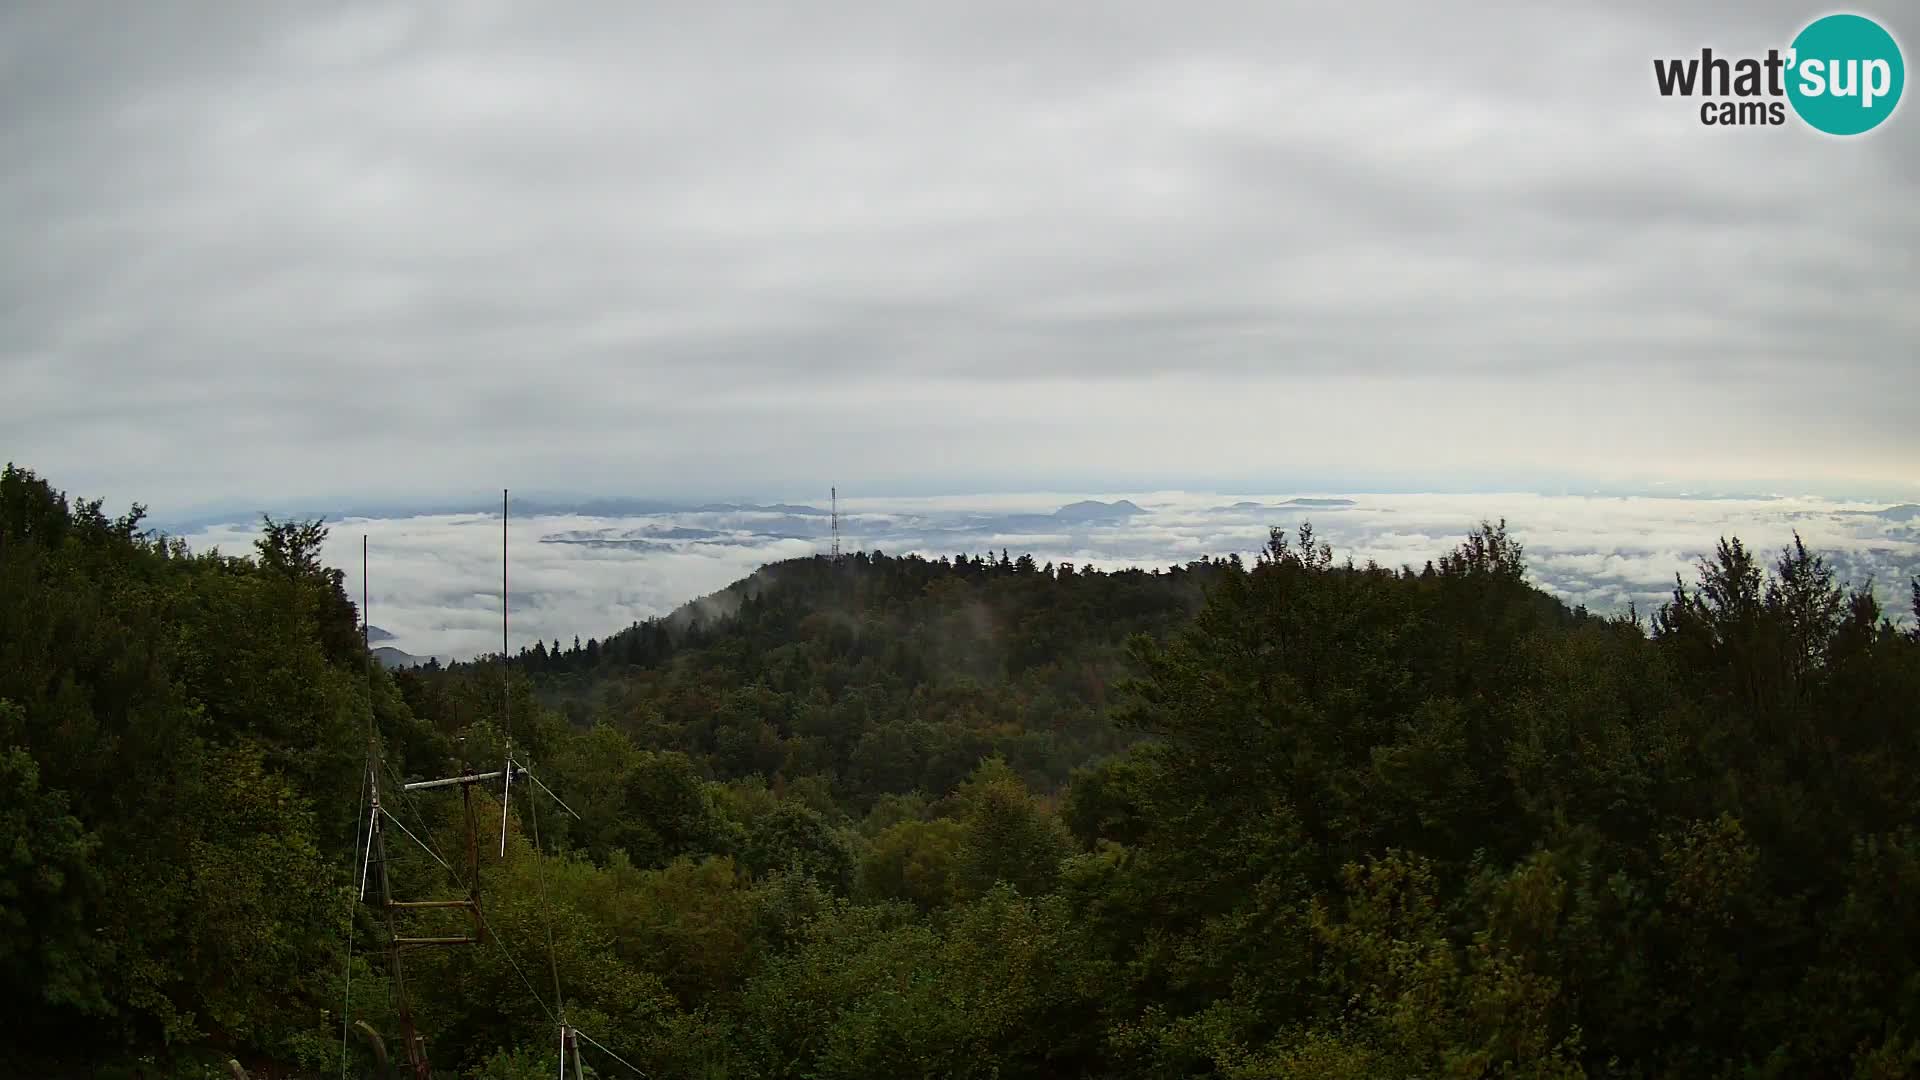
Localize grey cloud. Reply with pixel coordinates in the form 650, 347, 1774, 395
3, 1, 1917, 509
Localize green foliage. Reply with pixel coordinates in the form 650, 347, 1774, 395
735, 801, 856, 894
0, 465, 406, 1066
732, 888, 1109, 1078
0, 736, 107, 1018
549, 725, 734, 867
859, 818, 965, 910
6, 462, 1918, 1079
1089, 522, 1920, 1078
951, 756, 1074, 899
470, 1043, 562, 1080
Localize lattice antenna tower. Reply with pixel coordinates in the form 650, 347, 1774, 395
355, 537, 489, 1080
335, 492, 582, 1080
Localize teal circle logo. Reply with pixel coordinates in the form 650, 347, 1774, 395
1787, 14, 1905, 135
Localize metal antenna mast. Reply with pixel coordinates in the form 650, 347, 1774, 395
352, 540, 490, 1080
330, 503, 587, 1076
503, 487, 509, 693
495, 486, 584, 1074
333, 503, 588, 1080
831, 486, 840, 560
500, 488, 514, 854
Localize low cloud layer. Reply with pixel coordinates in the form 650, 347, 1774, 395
182, 491, 1920, 662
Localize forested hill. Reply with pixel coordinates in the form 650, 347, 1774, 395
431, 548, 1239, 803
7, 461, 1920, 1079
0, 465, 446, 1075
508, 547, 1230, 682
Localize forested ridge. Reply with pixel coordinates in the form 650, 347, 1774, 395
4, 461, 1920, 1079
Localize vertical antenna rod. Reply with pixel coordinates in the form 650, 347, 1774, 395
500, 488, 513, 854
363, 534, 376, 736
363, 535, 369, 681
356, 539, 496, 1077
373, 763, 431, 1080
362, 540, 431, 1079
360, 533, 377, 892
342, 535, 371, 1079
503, 487, 509, 672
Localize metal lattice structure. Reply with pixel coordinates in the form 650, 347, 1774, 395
345, 491, 615, 1079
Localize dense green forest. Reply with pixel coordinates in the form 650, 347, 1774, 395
4, 461, 1920, 1079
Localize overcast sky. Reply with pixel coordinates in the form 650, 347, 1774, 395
4, 1, 1916, 513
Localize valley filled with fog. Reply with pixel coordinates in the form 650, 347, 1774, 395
177, 491, 1920, 663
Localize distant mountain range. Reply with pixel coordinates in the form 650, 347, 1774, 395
148, 487, 1920, 538
1839, 503, 1920, 522
150, 496, 797, 534
1211, 497, 1358, 512
691, 502, 833, 517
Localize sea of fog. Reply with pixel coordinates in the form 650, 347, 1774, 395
177, 492, 1920, 664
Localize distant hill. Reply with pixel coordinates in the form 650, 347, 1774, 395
468, 548, 1237, 797
954, 499, 1148, 532
373, 645, 431, 669
365, 624, 396, 643
1050, 499, 1144, 523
